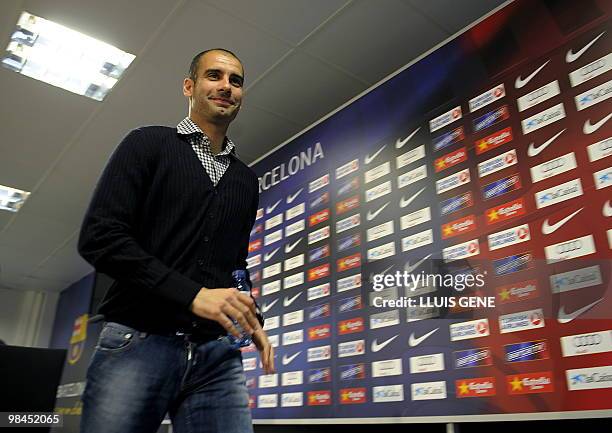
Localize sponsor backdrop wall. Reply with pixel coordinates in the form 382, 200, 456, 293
245, 0, 612, 422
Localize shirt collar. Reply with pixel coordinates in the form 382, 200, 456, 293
177, 117, 235, 156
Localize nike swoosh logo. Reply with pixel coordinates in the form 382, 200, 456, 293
566, 31, 606, 63
399, 186, 426, 208
603, 200, 612, 217
282, 351, 301, 365
364, 144, 386, 165
558, 298, 603, 324
583, 113, 612, 134
283, 292, 302, 307
408, 328, 439, 347
541, 208, 583, 235
266, 199, 281, 214
527, 128, 566, 157
286, 188, 304, 204
262, 299, 278, 313
515, 60, 550, 89
371, 335, 398, 353
395, 127, 421, 149
264, 247, 280, 262
405, 254, 432, 274
369, 264, 394, 283
366, 202, 389, 221
284, 238, 302, 254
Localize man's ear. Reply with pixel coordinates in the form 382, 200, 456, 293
183, 77, 193, 97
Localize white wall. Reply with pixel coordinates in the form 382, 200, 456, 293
0, 286, 58, 347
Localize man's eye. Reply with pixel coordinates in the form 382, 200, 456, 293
231, 78, 243, 87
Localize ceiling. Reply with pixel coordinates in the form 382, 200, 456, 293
0, 0, 506, 293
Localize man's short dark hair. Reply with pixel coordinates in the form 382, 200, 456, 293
188, 48, 243, 83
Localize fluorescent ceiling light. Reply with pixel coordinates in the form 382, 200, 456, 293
0, 184, 31, 213
1, 11, 135, 101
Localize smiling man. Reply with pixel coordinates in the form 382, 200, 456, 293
78, 49, 273, 433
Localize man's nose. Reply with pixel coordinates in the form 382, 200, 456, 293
218, 76, 231, 92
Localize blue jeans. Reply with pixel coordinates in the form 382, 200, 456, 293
80, 322, 253, 433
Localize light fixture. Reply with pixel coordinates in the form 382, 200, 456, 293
0, 184, 31, 213
1, 11, 135, 101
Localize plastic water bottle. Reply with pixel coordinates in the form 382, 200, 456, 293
227, 269, 253, 348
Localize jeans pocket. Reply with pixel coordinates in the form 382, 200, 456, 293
96, 322, 139, 353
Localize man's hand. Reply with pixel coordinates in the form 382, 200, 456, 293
252, 328, 275, 374
190, 287, 260, 338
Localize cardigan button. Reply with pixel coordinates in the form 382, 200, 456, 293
203, 236, 210, 242
197, 259, 204, 266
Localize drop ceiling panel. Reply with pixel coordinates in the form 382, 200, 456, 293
245, 50, 367, 126
301, 0, 449, 84
204, 0, 350, 45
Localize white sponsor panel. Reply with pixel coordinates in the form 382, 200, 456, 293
246, 254, 261, 269
443, 239, 479, 262
400, 207, 432, 231
478, 149, 517, 178
521, 103, 566, 135
259, 374, 278, 388
286, 202, 305, 220
264, 229, 283, 246
263, 262, 282, 279
411, 381, 447, 401
370, 287, 399, 307
530, 152, 577, 183
265, 214, 283, 230
587, 137, 612, 162
308, 283, 331, 301
257, 394, 278, 408
262, 280, 281, 296
285, 219, 305, 237
284, 254, 305, 272
263, 316, 279, 331
372, 359, 403, 377
373, 384, 405, 403
281, 392, 304, 407
450, 318, 490, 341
398, 164, 427, 189
367, 220, 395, 242
535, 178, 583, 209
436, 168, 470, 194
594, 165, 612, 189
338, 339, 365, 358
396, 145, 426, 169
409, 353, 445, 373
569, 53, 612, 87
550, 265, 603, 294
308, 174, 329, 193
405, 281, 436, 298
407, 306, 440, 322
284, 272, 304, 289
429, 106, 462, 132
337, 273, 362, 293
365, 161, 391, 184
469, 84, 506, 112
367, 241, 396, 261
499, 308, 545, 334
336, 214, 360, 234
561, 330, 612, 357
307, 345, 331, 362
308, 226, 330, 244
487, 224, 531, 251
281, 371, 304, 386
365, 180, 392, 202
268, 334, 279, 347
517, 80, 561, 112
370, 310, 400, 329
575, 79, 612, 111
283, 310, 304, 326
566, 365, 612, 391
256, 208, 264, 220
401, 229, 434, 252
243, 357, 257, 371
336, 159, 359, 180
545, 234, 596, 263
283, 330, 304, 346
